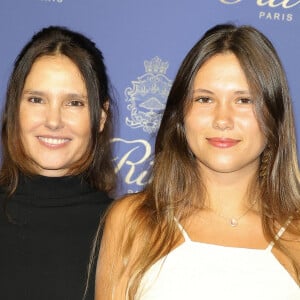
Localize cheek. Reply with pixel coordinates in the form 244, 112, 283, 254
19, 106, 42, 133
68, 114, 91, 135
184, 115, 207, 140
184, 122, 205, 155
19, 111, 31, 136
19, 104, 26, 130
242, 117, 264, 138
242, 118, 266, 150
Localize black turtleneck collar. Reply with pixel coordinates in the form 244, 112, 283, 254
11, 174, 101, 207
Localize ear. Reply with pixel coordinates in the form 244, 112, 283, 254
99, 101, 109, 132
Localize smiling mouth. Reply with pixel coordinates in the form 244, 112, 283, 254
206, 137, 240, 148
38, 136, 70, 145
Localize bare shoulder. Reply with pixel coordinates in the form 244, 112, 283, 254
99, 192, 146, 256
111, 192, 143, 211
104, 192, 145, 234
96, 193, 146, 299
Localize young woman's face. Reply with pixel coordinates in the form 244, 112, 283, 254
184, 53, 266, 176
19, 54, 92, 177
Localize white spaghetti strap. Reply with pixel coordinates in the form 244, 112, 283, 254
266, 216, 293, 251
173, 217, 192, 242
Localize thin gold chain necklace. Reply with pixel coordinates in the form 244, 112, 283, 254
207, 201, 257, 227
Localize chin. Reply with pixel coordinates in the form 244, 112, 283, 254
35, 164, 69, 177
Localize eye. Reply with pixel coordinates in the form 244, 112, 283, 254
236, 98, 253, 104
67, 100, 85, 107
195, 97, 212, 104
28, 97, 44, 104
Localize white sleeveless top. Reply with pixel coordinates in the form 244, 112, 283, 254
135, 221, 300, 300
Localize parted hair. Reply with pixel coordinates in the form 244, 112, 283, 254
0, 26, 116, 194
99, 24, 300, 298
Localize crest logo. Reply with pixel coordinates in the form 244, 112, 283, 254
125, 56, 172, 133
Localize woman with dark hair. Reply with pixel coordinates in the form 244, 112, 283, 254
0, 26, 116, 299
96, 24, 300, 299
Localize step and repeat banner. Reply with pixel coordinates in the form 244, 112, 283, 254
0, 1, 299, 196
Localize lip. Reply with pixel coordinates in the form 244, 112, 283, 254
206, 137, 240, 148
37, 135, 71, 149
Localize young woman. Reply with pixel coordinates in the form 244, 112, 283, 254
96, 24, 300, 299
0, 26, 116, 299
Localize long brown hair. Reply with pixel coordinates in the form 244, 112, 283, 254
103, 24, 300, 298
0, 26, 116, 195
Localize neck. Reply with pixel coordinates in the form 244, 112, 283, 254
200, 165, 259, 215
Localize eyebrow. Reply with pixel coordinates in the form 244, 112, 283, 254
192, 88, 251, 95
22, 90, 88, 99
22, 90, 46, 97
192, 88, 214, 95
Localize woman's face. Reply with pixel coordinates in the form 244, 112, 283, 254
184, 53, 266, 177
19, 54, 92, 177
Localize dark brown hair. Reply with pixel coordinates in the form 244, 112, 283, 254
1, 26, 116, 194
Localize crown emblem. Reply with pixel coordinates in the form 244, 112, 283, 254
125, 57, 172, 133
144, 56, 169, 74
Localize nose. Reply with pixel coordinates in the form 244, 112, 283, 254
212, 102, 234, 131
45, 104, 64, 130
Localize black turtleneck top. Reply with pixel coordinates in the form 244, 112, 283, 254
0, 175, 112, 300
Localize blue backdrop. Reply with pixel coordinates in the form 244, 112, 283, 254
1, 0, 299, 196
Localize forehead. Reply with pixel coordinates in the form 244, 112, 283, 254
23, 54, 87, 93
28, 54, 81, 76
196, 53, 243, 77
192, 53, 249, 91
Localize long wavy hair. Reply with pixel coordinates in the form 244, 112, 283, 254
0, 26, 116, 195
102, 24, 300, 298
